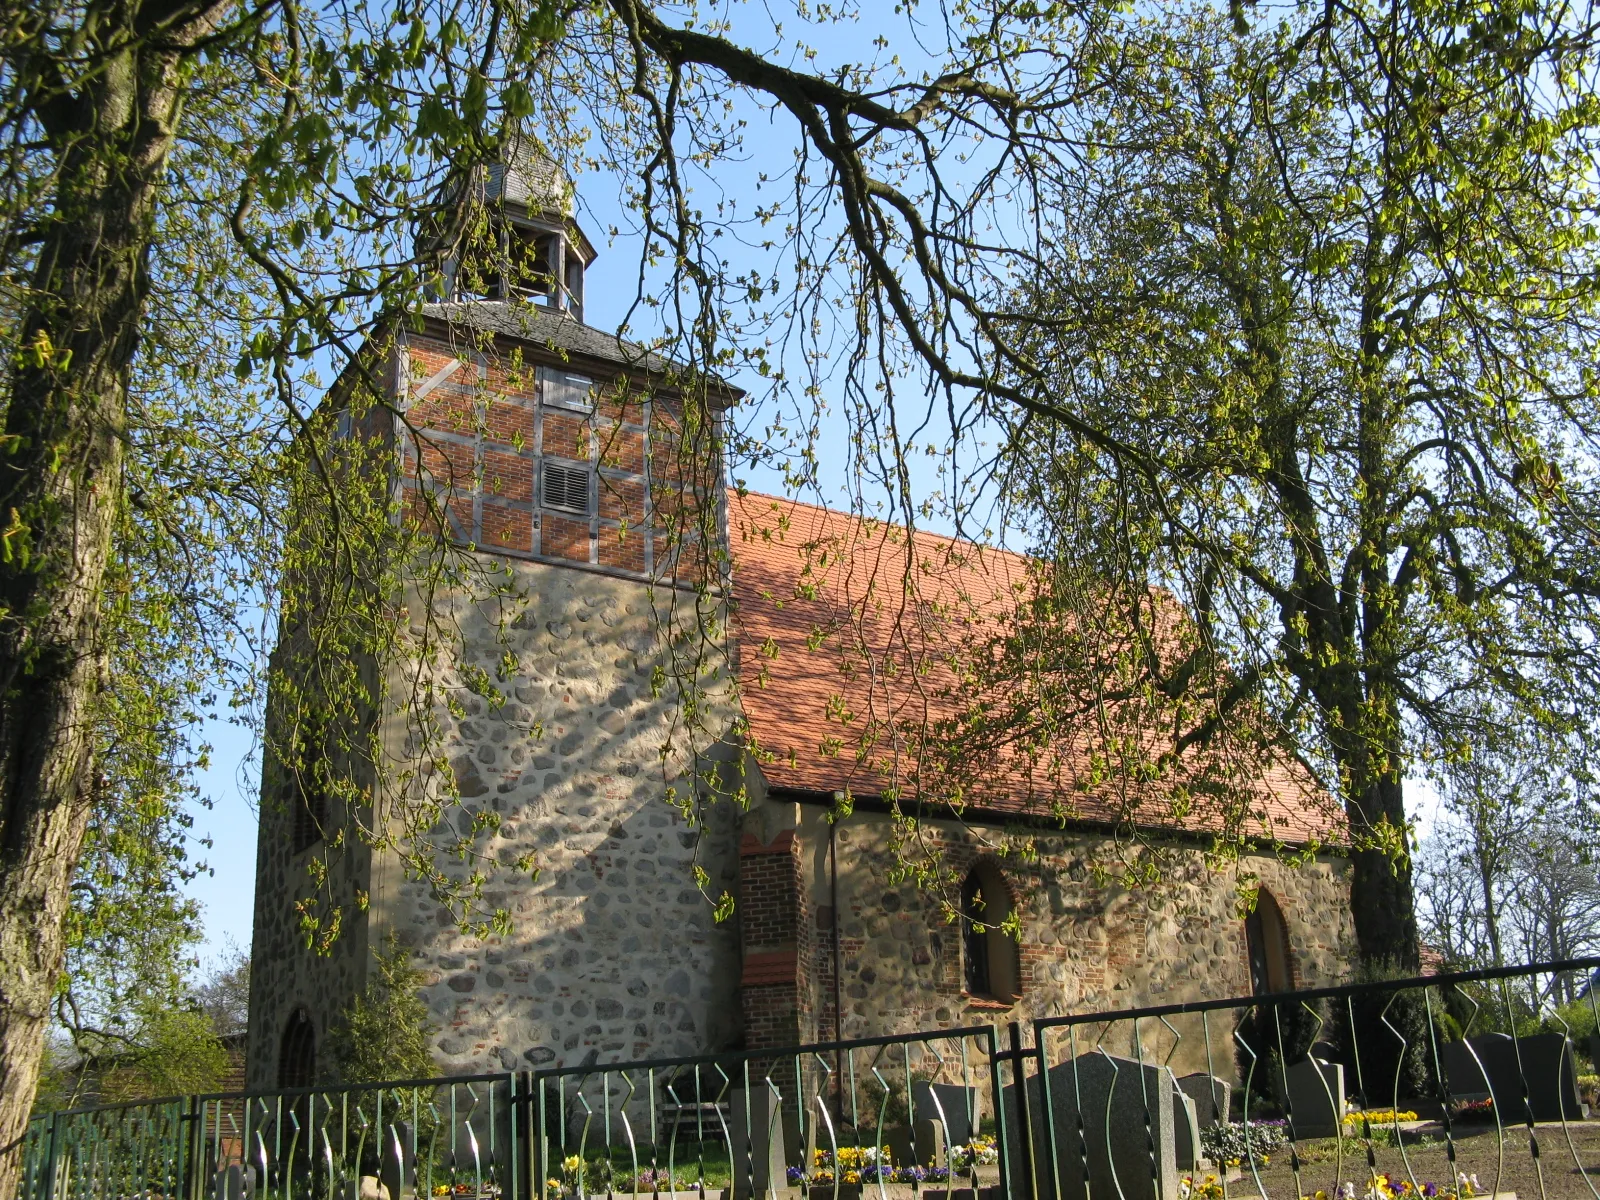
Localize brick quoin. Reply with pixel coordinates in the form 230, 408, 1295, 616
738, 830, 815, 1049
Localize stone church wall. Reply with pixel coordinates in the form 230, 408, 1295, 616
245, 691, 375, 1089
362, 557, 746, 1076
738, 797, 1354, 1080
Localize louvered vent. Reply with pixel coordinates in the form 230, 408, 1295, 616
541, 462, 591, 515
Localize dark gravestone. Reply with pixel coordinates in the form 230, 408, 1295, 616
1176, 1074, 1232, 1129
1439, 1039, 1493, 1103
911, 1081, 982, 1166
1275, 1058, 1345, 1139
380, 1122, 414, 1200
1002, 1053, 1180, 1200
1441, 1033, 1587, 1121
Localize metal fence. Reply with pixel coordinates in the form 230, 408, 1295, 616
21, 957, 1600, 1200
22, 1074, 520, 1200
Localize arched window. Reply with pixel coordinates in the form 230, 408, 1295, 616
288, 723, 329, 855
960, 864, 1021, 1002
278, 1008, 317, 1088
1244, 889, 1292, 994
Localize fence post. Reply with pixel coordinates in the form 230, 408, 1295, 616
516, 1071, 535, 1200
181, 1095, 204, 1200
38, 1110, 62, 1200
1006, 1022, 1038, 1200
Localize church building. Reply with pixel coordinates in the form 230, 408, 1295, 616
245, 151, 1353, 1089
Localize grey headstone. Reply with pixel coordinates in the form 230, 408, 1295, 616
1443, 1033, 1586, 1121
1176, 1074, 1231, 1128
1003, 1052, 1180, 1200
1169, 1081, 1204, 1171
912, 1081, 982, 1165
1279, 1058, 1345, 1139
728, 1085, 788, 1198
212, 1164, 255, 1200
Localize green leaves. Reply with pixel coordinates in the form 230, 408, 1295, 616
996, 0, 1600, 966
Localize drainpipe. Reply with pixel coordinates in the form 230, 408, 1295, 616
829, 795, 844, 1117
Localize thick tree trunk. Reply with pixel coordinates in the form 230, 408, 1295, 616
0, 31, 198, 1199
1316, 729, 1428, 977
1345, 771, 1421, 973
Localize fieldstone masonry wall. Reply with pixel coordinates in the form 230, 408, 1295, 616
250, 554, 747, 1085
365, 559, 746, 1075
736, 801, 1354, 1080
246, 698, 374, 1088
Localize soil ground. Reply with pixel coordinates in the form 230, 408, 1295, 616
1224, 1119, 1600, 1200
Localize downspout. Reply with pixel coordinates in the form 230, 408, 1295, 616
830, 815, 842, 1040
829, 800, 844, 1117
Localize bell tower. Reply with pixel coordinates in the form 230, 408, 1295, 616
437, 141, 598, 321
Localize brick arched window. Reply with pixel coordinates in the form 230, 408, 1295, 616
961, 863, 1021, 1002
278, 1008, 317, 1088
1245, 888, 1292, 994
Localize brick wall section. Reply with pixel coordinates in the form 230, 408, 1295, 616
738, 830, 816, 1049
396, 332, 719, 584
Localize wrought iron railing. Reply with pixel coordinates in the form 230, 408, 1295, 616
23, 1073, 519, 1200
20, 957, 1600, 1200
1022, 957, 1600, 1200
527, 1026, 1009, 1200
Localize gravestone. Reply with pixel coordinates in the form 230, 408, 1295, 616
1002, 1052, 1180, 1200
1441, 1033, 1587, 1122
1175, 1074, 1231, 1129
1168, 1079, 1204, 1171
1439, 1039, 1493, 1103
380, 1122, 414, 1200
211, 1164, 255, 1200
728, 1084, 789, 1198
1279, 1058, 1345, 1139
911, 1081, 982, 1167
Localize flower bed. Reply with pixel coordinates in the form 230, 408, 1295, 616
1343, 1110, 1420, 1128
1294, 1171, 1484, 1200
787, 1140, 996, 1189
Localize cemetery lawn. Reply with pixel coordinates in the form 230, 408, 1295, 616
1236, 1121, 1600, 1200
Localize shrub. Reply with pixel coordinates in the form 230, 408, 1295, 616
326, 934, 434, 1083
1199, 1120, 1287, 1164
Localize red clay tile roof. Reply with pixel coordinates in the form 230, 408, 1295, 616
726, 489, 1342, 846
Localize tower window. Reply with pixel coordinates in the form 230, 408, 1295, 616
288, 723, 329, 854
278, 1009, 317, 1088
961, 874, 991, 996
960, 864, 1021, 1002
1245, 888, 1292, 994
541, 463, 592, 515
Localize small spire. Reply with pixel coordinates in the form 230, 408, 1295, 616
486, 137, 575, 219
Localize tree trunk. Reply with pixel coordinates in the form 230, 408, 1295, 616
1471, 799, 1505, 968
1345, 768, 1423, 974
0, 29, 201, 1199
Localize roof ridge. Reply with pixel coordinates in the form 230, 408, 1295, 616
724, 486, 1035, 573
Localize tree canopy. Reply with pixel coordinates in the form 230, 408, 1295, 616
987, 0, 1600, 971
